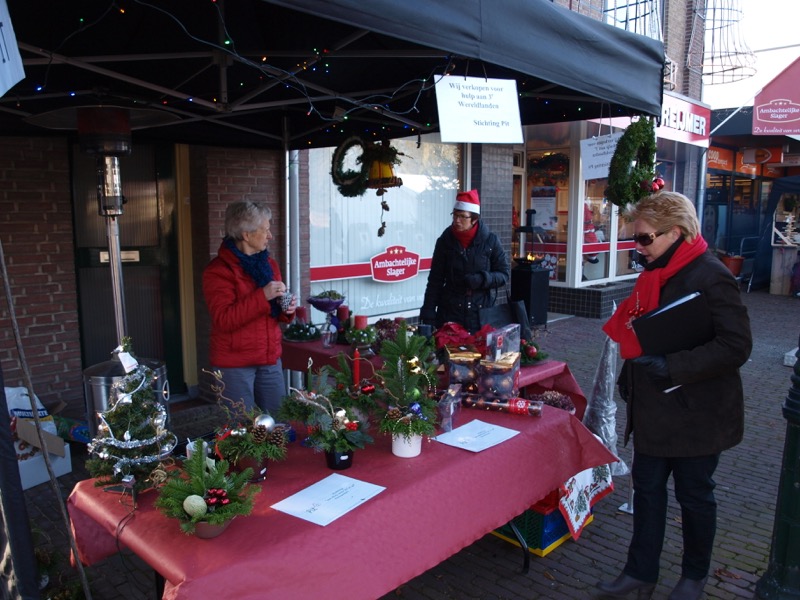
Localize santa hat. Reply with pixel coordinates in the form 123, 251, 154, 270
454, 189, 480, 215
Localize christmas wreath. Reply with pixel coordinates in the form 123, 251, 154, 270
330, 136, 403, 198
331, 136, 369, 197
606, 117, 658, 208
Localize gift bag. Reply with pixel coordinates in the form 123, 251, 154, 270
479, 300, 532, 341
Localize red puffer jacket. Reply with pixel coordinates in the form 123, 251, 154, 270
203, 242, 290, 368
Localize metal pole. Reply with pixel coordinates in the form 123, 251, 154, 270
96, 155, 128, 341
756, 336, 800, 598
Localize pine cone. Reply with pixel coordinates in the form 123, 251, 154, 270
386, 407, 403, 421
250, 424, 268, 444
267, 428, 286, 447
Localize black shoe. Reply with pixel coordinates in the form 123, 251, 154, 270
596, 573, 655, 599
667, 576, 707, 600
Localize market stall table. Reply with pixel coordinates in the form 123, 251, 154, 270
282, 339, 588, 417
68, 408, 615, 600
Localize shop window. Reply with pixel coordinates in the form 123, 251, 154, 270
307, 136, 461, 321
526, 150, 569, 282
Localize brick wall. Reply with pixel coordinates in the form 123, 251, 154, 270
469, 143, 515, 300
190, 146, 285, 378
0, 137, 84, 418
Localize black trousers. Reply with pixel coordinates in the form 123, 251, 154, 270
624, 451, 720, 583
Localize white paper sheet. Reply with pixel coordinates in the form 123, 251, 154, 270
432, 418, 519, 452
271, 473, 385, 526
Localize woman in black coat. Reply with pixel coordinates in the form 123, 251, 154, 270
598, 191, 752, 600
419, 190, 510, 332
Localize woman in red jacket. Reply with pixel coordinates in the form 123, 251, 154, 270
203, 201, 296, 414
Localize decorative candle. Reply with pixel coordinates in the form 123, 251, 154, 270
337, 304, 350, 323
353, 349, 361, 384
295, 306, 307, 322
354, 315, 368, 330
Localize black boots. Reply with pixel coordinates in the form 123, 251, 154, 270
596, 573, 656, 599
667, 576, 708, 600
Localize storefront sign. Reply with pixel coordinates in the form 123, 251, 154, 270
753, 57, 800, 136
370, 246, 420, 282
741, 147, 784, 164
435, 76, 523, 143
735, 153, 758, 176
707, 147, 734, 171
658, 93, 710, 147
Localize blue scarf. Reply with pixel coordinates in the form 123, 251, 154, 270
224, 237, 281, 317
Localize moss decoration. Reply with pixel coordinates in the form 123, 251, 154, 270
330, 136, 403, 198
331, 136, 369, 197
606, 117, 657, 208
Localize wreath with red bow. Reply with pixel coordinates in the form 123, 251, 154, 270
606, 117, 662, 208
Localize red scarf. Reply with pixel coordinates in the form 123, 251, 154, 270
602, 236, 708, 358
452, 222, 478, 248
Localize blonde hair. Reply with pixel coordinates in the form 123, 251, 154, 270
225, 201, 272, 240
623, 191, 700, 242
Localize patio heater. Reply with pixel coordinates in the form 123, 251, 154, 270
511, 209, 550, 326
79, 106, 132, 341
26, 105, 173, 437
77, 107, 170, 437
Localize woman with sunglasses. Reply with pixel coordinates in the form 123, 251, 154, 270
598, 191, 751, 600
419, 189, 509, 332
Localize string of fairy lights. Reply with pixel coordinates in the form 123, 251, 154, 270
30, 0, 456, 132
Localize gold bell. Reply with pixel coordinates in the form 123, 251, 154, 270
366, 160, 402, 196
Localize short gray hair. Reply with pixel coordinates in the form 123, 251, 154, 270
225, 201, 272, 240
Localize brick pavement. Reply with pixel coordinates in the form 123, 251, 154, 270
25, 289, 800, 599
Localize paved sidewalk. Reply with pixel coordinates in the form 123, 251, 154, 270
25, 288, 800, 599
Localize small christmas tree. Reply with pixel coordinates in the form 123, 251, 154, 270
86, 338, 176, 494
375, 323, 439, 440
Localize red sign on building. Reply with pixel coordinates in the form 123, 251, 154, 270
370, 246, 420, 282
753, 57, 800, 136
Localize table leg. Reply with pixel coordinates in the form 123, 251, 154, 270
506, 520, 531, 573
155, 570, 165, 598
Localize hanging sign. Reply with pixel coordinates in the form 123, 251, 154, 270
580, 133, 623, 180
753, 57, 800, 136
370, 246, 420, 282
435, 76, 523, 144
0, 0, 25, 97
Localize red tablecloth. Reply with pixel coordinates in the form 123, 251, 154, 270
282, 338, 370, 372
517, 360, 588, 419
68, 408, 615, 600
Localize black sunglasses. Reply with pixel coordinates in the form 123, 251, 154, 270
633, 231, 666, 246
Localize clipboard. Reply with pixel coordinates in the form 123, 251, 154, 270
632, 291, 714, 355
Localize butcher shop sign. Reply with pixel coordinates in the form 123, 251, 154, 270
371, 246, 420, 282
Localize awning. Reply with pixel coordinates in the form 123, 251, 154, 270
2, 0, 664, 149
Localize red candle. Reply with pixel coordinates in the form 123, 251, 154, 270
354, 315, 368, 330
337, 304, 350, 323
295, 306, 307, 322
353, 348, 360, 384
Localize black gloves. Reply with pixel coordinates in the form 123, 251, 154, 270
632, 355, 671, 388
464, 273, 483, 290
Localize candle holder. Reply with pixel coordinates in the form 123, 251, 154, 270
307, 295, 346, 335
